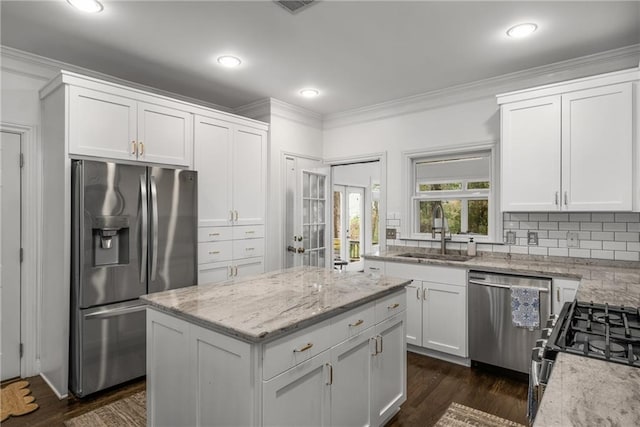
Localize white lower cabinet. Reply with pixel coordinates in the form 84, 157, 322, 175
387, 262, 468, 358
552, 278, 579, 315
147, 290, 406, 427
263, 353, 331, 427
421, 281, 467, 357
371, 314, 407, 426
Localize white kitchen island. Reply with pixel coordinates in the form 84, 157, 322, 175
141, 266, 409, 427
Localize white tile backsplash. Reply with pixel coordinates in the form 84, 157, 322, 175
388, 211, 640, 262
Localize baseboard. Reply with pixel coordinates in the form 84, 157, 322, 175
407, 345, 472, 367
39, 372, 68, 400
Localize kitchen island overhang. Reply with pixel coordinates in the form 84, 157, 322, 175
142, 266, 410, 426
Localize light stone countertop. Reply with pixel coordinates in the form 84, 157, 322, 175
364, 249, 640, 306
364, 249, 640, 426
534, 353, 640, 427
141, 266, 410, 343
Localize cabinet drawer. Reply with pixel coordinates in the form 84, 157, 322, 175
329, 302, 375, 346
198, 241, 233, 264
374, 290, 406, 323
232, 225, 265, 240
263, 319, 332, 380
198, 227, 233, 242
233, 238, 264, 259
198, 262, 231, 285
364, 259, 385, 274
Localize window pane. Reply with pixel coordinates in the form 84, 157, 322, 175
371, 200, 379, 245
418, 182, 462, 192
468, 199, 489, 235
418, 200, 461, 234
467, 181, 490, 190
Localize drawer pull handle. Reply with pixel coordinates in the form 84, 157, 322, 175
293, 342, 313, 353
245, 231, 255, 234
245, 247, 255, 251
349, 319, 364, 327
369, 267, 380, 271
294, 342, 313, 353
388, 303, 400, 310
208, 251, 220, 255
209, 233, 220, 237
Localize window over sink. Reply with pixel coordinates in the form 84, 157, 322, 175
404, 144, 501, 243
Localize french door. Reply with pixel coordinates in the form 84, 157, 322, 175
284, 155, 330, 269
333, 185, 364, 271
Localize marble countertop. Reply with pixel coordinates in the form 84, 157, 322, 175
364, 250, 640, 306
141, 266, 409, 343
534, 353, 640, 427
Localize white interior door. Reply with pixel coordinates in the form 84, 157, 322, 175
283, 155, 329, 269
333, 185, 365, 272
1, 131, 21, 380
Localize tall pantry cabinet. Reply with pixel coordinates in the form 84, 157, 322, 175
194, 113, 268, 284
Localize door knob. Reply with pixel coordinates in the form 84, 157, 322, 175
287, 245, 297, 253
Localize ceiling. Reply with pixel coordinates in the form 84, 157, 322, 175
1, 1, 639, 116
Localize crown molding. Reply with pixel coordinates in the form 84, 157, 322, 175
323, 44, 640, 130
235, 97, 322, 129
0, 45, 232, 112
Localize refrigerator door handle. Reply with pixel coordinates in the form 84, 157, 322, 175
84, 303, 147, 320
140, 175, 148, 284
150, 176, 159, 281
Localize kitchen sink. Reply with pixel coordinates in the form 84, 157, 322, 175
396, 252, 472, 262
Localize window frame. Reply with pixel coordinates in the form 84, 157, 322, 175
402, 143, 502, 243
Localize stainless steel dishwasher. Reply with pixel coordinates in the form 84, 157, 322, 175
468, 270, 551, 374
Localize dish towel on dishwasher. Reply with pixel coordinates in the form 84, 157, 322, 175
511, 287, 540, 328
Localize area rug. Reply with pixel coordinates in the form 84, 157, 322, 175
64, 391, 146, 427
435, 402, 525, 427
0, 380, 39, 422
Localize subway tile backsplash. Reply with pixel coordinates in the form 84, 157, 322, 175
385, 212, 640, 261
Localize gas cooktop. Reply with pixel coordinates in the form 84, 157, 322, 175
548, 301, 640, 367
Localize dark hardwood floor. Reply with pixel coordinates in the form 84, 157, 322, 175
2, 352, 527, 426
387, 352, 528, 426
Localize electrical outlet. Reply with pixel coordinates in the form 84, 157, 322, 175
386, 228, 397, 239
505, 231, 516, 245
527, 231, 538, 246
567, 231, 579, 248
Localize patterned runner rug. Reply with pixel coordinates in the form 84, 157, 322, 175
64, 391, 146, 426
435, 402, 525, 427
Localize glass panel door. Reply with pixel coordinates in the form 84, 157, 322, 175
333, 185, 364, 271
302, 171, 327, 267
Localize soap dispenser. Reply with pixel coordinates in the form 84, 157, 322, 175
467, 237, 477, 256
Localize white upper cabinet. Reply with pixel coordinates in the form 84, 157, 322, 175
195, 115, 267, 227
501, 96, 561, 211
68, 86, 137, 162
68, 85, 193, 168
499, 69, 638, 212
561, 84, 632, 211
136, 101, 193, 166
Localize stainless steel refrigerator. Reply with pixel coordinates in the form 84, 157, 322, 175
70, 159, 197, 397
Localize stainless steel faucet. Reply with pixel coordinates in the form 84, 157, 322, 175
431, 202, 448, 255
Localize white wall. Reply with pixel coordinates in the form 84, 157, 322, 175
323, 50, 640, 260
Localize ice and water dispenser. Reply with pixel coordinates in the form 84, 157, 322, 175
92, 216, 130, 266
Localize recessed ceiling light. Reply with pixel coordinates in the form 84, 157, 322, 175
67, 0, 104, 13
217, 56, 242, 68
300, 88, 320, 98
506, 23, 538, 38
